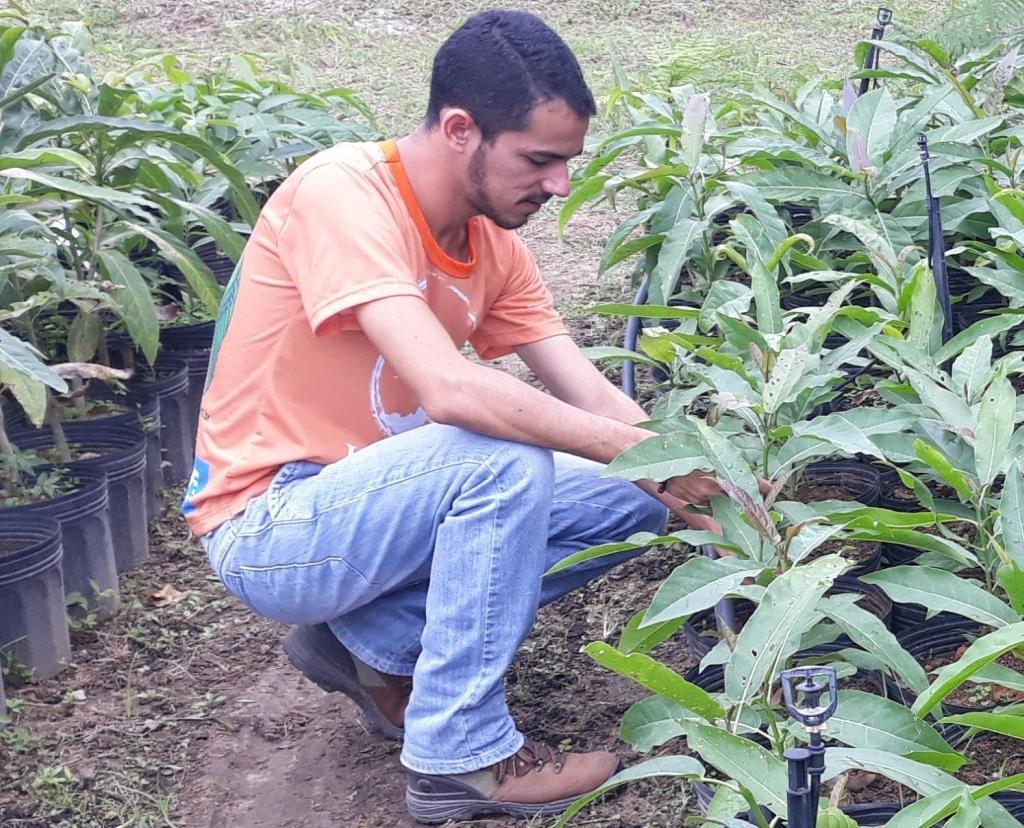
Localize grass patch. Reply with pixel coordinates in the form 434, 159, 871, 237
32, 0, 958, 132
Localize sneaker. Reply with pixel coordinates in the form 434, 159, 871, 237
282, 623, 410, 741
404, 739, 621, 823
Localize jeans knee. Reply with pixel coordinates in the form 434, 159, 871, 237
448, 428, 554, 498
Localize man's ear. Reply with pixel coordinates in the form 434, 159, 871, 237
438, 107, 480, 154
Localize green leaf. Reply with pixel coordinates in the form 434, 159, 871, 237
934, 315, 1024, 363
605, 431, 709, 481
794, 413, 886, 461
545, 530, 726, 575
965, 266, 1024, 303
974, 375, 1015, 486
903, 367, 976, 434
619, 610, 685, 655
997, 561, 1024, 616
0, 328, 66, 393
650, 217, 707, 305
726, 555, 846, 706
584, 642, 725, 722
685, 722, 789, 817
97, 250, 159, 366
695, 419, 762, 499
620, 695, 693, 751
842, 526, 976, 568
0, 168, 158, 211
823, 595, 929, 694
822, 690, 963, 768
862, 566, 1018, 628
908, 263, 938, 354
643, 557, 766, 627
740, 167, 857, 203
558, 173, 610, 236
951, 337, 992, 403
0, 366, 46, 426
581, 345, 663, 369
946, 791, 982, 828
846, 87, 897, 167
912, 622, 1024, 718
1000, 463, 1024, 570
551, 755, 704, 828
0, 147, 94, 175
912, 440, 974, 502
762, 345, 810, 414
17, 116, 261, 226
941, 711, 1024, 740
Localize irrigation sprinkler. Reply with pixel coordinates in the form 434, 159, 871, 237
782, 665, 839, 828
858, 8, 894, 96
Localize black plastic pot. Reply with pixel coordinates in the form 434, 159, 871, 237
1, 467, 118, 620
0, 393, 26, 432
195, 241, 241, 286
877, 619, 998, 744
11, 423, 149, 572
126, 355, 192, 484
782, 202, 813, 229
0, 515, 71, 680
797, 460, 882, 506
160, 322, 213, 443
684, 576, 892, 660
84, 386, 163, 519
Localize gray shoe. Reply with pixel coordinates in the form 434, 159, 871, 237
282, 623, 408, 741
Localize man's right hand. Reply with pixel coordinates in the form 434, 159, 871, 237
660, 470, 725, 507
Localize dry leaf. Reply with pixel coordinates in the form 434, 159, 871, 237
151, 584, 186, 606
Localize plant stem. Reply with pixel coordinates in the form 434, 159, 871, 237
0, 403, 21, 492
44, 396, 72, 465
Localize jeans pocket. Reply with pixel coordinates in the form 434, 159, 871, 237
264, 460, 324, 521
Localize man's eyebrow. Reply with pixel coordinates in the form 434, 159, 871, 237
524, 149, 582, 161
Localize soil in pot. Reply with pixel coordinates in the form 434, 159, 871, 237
804, 538, 883, 575
793, 461, 882, 506
0, 516, 71, 681
958, 733, 1024, 815
0, 466, 118, 621
924, 643, 1024, 708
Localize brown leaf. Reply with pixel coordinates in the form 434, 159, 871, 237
151, 584, 186, 606
844, 771, 877, 793
53, 363, 133, 382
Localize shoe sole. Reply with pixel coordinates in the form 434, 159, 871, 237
405, 788, 583, 824
282, 627, 405, 742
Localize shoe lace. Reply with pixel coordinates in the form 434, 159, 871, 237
495, 739, 565, 783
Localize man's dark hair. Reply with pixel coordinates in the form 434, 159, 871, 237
425, 10, 596, 142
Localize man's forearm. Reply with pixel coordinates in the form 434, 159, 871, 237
430, 362, 652, 465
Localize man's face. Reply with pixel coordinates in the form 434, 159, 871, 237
465, 98, 588, 230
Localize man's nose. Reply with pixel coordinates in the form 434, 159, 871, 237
542, 163, 571, 198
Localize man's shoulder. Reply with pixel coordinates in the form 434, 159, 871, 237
287, 141, 390, 196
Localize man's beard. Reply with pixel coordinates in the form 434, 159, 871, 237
467, 145, 529, 230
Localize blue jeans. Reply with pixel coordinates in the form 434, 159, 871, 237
200, 424, 667, 775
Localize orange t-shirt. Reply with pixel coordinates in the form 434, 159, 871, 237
181, 140, 567, 536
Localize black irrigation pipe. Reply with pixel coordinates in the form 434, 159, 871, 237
621, 275, 649, 400
918, 134, 954, 344
857, 7, 893, 97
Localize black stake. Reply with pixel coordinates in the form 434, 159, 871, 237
782, 666, 839, 828
917, 134, 954, 343
858, 8, 894, 96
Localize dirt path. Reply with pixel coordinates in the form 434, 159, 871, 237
2, 207, 697, 827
